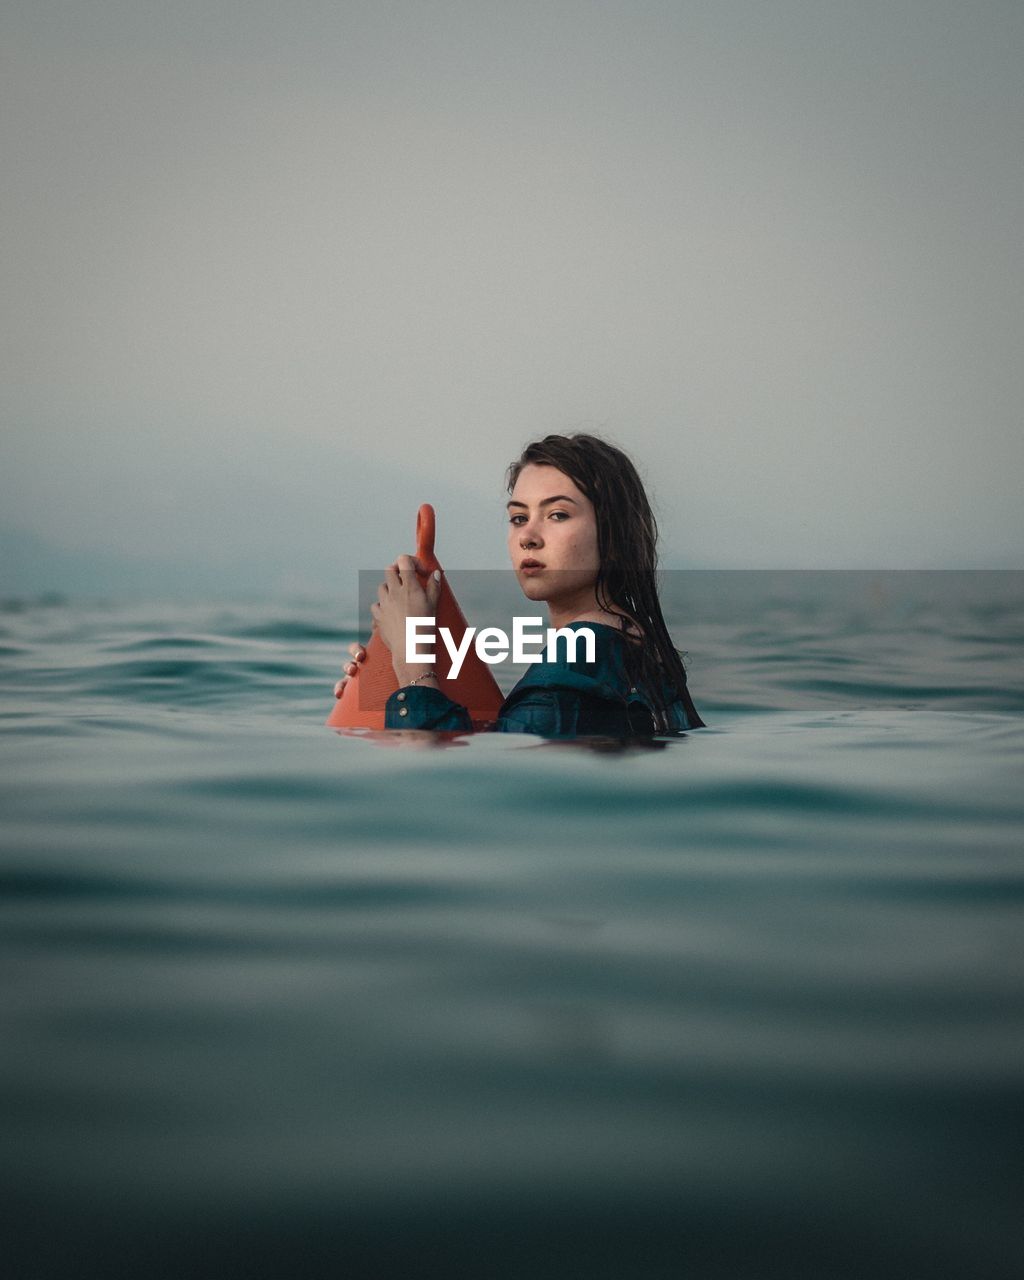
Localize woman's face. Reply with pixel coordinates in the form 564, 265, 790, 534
506, 464, 600, 606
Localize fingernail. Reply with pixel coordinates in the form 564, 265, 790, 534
433, 570, 441, 581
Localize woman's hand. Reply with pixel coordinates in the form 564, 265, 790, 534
333, 640, 368, 698
370, 555, 441, 661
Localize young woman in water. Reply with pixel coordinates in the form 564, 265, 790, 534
334, 433, 704, 736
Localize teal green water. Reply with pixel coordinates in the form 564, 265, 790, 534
1, 574, 1022, 1278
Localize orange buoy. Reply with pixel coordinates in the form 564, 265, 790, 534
327, 504, 504, 731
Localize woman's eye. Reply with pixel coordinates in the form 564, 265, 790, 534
508, 511, 568, 525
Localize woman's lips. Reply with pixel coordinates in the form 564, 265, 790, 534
520, 560, 546, 574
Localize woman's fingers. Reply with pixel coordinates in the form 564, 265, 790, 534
384, 555, 422, 584
335, 640, 368, 695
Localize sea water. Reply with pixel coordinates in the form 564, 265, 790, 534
1, 572, 1022, 1279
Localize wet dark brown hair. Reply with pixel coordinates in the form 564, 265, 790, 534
505, 432, 704, 732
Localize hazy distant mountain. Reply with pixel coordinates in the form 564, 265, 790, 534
0, 452, 525, 602
0, 524, 261, 600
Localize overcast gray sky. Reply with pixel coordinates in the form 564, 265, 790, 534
2, 0, 1021, 595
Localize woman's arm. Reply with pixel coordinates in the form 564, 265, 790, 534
383, 683, 640, 737
338, 654, 627, 737
384, 683, 473, 732
338, 640, 668, 738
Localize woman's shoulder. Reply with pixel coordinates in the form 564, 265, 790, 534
509, 613, 647, 703
563, 611, 644, 645
564, 614, 677, 689
517, 614, 704, 732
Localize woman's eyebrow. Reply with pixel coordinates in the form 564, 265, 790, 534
506, 495, 579, 509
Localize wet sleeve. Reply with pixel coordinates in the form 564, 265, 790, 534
384, 686, 473, 732
384, 684, 632, 737
490, 688, 573, 735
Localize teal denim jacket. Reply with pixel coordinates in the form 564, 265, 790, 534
384, 622, 703, 737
